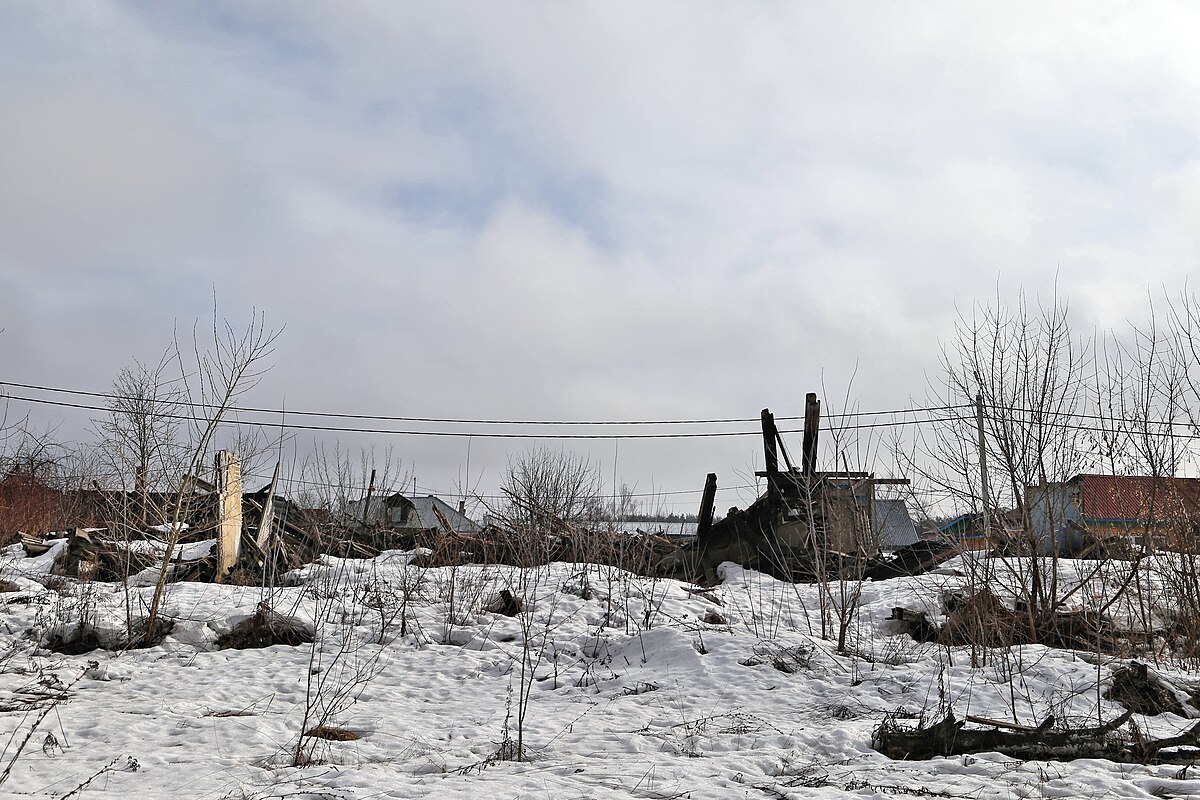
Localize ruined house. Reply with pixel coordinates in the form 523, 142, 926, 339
668, 397, 937, 582
348, 493, 480, 535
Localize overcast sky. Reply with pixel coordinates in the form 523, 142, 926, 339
3, 3, 1200, 513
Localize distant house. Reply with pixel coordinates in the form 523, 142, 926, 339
0, 469, 63, 541
873, 498, 920, 551
938, 513, 989, 551
1028, 474, 1200, 552
615, 520, 699, 543
349, 493, 480, 535
936, 509, 1022, 551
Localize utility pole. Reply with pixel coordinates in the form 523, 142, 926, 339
976, 393, 992, 543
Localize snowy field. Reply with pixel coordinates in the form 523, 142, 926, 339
1, 545, 1199, 799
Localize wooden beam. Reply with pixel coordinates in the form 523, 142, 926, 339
761, 409, 778, 474
432, 503, 455, 533
255, 460, 281, 554
215, 451, 243, 582
801, 393, 820, 476
183, 473, 217, 493
761, 409, 779, 502
697, 473, 717, 541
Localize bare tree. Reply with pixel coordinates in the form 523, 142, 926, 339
500, 446, 604, 537
1095, 302, 1191, 481
917, 290, 1092, 633
94, 351, 185, 524
143, 309, 279, 639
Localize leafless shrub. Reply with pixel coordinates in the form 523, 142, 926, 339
216, 602, 314, 650
739, 642, 815, 674
144, 308, 279, 640
292, 559, 384, 767
499, 446, 605, 539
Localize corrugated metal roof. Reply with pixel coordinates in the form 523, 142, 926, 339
404, 495, 480, 533
875, 498, 920, 549
348, 494, 481, 533
1079, 474, 1200, 522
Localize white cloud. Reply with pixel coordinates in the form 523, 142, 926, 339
3, 2, 1200, 501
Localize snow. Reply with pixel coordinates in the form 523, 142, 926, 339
148, 523, 190, 534
0, 549, 1196, 798
119, 537, 216, 561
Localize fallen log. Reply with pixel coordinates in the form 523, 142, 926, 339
873, 709, 1200, 764
1105, 661, 1193, 718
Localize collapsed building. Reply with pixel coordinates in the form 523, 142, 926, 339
665, 395, 953, 583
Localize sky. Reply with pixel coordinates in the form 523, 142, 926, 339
3, 2, 1200, 514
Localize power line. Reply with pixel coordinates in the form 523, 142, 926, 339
0, 392, 974, 439
0, 378, 969, 426
993, 402, 1199, 431
237, 468, 762, 501
5, 377, 1198, 445
7, 377, 1199, 436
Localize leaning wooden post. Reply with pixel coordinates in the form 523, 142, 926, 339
361, 467, 377, 526
697, 473, 717, 542
215, 450, 243, 582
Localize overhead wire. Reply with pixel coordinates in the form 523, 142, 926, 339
5, 377, 1199, 509
0, 378, 970, 425
0, 390, 974, 439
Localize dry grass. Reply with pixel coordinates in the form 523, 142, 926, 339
216, 605, 313, 650
302, 725, 359, 741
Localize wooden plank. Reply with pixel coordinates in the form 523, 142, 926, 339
697, 473, 717, 541
185, 474, 217, 493
761, 409, 779, 501
255, 460, 281, 554
215, 451, 243, 582
964, 715, 1044, 732
801, 392, 820, 476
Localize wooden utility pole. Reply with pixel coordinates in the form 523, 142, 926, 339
215, 450, 243, 582
975, 393, 992, 543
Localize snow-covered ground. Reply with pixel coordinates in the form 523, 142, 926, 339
1, 545, 1199, 799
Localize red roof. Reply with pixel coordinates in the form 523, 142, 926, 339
1078, 474, 1200, 522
